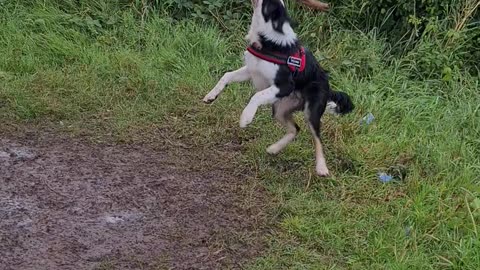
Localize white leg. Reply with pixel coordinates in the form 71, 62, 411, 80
203, 66, 250, 103
239, 85, 280, 128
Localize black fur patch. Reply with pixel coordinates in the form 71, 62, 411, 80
259, 34, 298, 54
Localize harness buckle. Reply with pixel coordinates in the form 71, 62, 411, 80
287, 56, 302, 68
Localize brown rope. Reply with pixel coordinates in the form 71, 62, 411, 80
297, 0, 329, 12
251, 0, 330, 12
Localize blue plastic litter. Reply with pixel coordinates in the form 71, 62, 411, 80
378, 172, 393, 183
360, 112, 375, 126
405, 226, 412, 237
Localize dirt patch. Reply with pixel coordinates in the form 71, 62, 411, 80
0, 129, 266, 270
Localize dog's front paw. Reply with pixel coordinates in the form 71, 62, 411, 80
239, 106, 256, 128
316, 165, 330, 177
239, 114, 253, 128
266, 144, 282, 155
203, 92, 218, 103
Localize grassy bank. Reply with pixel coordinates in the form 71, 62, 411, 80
1, 1, 479, 269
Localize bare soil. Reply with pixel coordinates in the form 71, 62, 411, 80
0, 128, 267, 270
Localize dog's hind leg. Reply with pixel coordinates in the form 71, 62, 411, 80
203, 66, 250, 103
267, 96, 302, 154
267, 111, 298, 155
304, 96, 329, 177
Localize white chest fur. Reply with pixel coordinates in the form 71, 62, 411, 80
243, 51, 279, 92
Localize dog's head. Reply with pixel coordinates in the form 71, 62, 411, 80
246, 0, 296, 47
251, 0, 289, 33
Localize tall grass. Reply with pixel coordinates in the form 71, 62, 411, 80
1, 0, 479, 269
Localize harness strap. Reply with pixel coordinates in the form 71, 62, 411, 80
246, 45, 306, 74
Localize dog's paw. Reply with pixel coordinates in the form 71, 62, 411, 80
239, 115, 253, 128
266, 144, 281, 155
239, 106, 256, 128
240, 109, 255, 128
202, 92, 218, 103
316, 165, 330, 177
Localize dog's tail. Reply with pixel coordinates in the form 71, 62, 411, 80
326, 90, 354, 115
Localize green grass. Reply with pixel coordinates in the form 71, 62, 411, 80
1, 1, 480, 269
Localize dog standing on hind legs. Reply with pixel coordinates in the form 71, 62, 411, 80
203, 0, 354, 176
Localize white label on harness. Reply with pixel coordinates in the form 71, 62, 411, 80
287, 56, 301, 68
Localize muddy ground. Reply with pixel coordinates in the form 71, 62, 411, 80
0, 128, 267, 270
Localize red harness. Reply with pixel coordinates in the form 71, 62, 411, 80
246, 45, 306, 74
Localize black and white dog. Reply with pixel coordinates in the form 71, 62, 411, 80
203, 0, 354, 176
